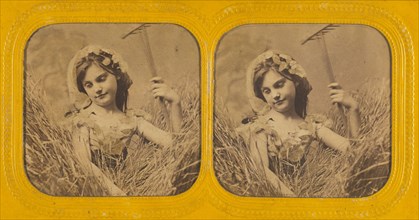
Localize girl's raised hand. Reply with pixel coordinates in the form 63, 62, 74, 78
328, 82, 359, 111
150, 76, 183, 132
150, 77, 180, 104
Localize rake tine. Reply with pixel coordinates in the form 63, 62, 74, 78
301, 24, 339, 45
121, 24, 148, 39
130, 29, 142, 35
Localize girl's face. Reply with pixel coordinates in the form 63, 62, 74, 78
82, 63, 118, 110
261, 70, 297, 115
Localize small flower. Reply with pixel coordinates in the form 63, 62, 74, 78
272, 54, 281, 65
102, 57, 111, 66
112, 54, 129, 73
268, 143, 278, 155
278, 61, 288, 72
289, 63, 307, 78
288, 144, 305, 162
112, 54, 121, 64
86, 47, 101, 55
296, 129, 311, 138
279, 54, 292, 63
263, 50, 274, 60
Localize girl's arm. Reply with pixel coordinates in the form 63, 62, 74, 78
328, 82, 361, 138
72, 126, 126, 196
137, 119, 173, 148
347, 105, 361, 138
249, 131, 295, 196
315, 125, 351, 152
150, 77, 183, 133
167, 99, 182, 133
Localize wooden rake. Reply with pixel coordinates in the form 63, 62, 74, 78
301, 24, 348, 136
122, 24, 170, 128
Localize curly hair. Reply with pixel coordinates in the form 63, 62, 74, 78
74, 49, 133, 112
252, 55, 312, 118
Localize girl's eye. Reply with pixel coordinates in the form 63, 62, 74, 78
274, 81, 285, 88
262, 88, 271, 95
97, 75, 107, 82
84, 82, 93, 88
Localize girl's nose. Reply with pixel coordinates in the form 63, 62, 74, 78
272, 91, 281, 100
95, 86, 102, 94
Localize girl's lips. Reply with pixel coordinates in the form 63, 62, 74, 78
95, 92, 108, 99
274, 99, 285, 105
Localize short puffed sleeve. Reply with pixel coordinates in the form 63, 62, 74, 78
125, 108, 153, 136
236, 115, 273, 147
65, 109, 97, 131
126, 108, 152, 121
303, 114, 334, 140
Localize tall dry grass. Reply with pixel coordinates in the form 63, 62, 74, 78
214, 103, 282, 197
24, 76, 200, 196
214, 79, 391, 197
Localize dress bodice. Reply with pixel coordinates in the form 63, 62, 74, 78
69, 108, 150, 169
237, 113, 332, 163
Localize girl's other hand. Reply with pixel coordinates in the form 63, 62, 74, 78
328, 82, 359, 111
150, 77, 180, 105
108, 183, 127, 196
265, 170, 295, 197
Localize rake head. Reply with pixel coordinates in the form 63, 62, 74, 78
301, 24, 340, 45
121, 24, 151, 39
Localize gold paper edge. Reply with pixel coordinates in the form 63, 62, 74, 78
1, 1, 417, 219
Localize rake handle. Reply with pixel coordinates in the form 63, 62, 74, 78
139, 28, 171, 125
317, 33, 349, 136
121, 25, 171, 129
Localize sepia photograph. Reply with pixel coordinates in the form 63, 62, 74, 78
24, 24, 201, 196
214, 24, 391, 197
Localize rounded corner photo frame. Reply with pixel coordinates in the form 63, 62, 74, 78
213, 23, 392, 198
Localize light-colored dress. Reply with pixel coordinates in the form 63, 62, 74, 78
237, 114, 333, 176
68, 109, 150, 171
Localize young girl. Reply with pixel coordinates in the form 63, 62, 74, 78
66, 45, 182, 196
238, 50, 361, 196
